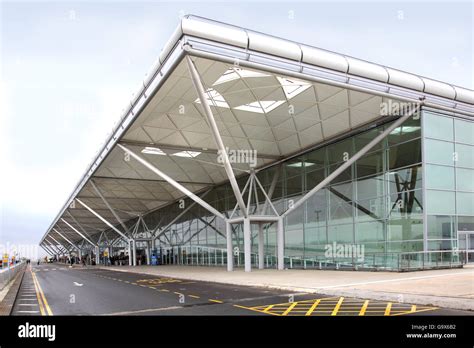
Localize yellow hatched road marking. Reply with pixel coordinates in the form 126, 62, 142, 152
331, 297, 344, 316
189, 295, 200, 299
305, 299, 321, 316
391, 307, 438, 316
282, 302, 298, 316
263, 305, 274, 313
384, 302, 392, 316
359, 300, 369, 316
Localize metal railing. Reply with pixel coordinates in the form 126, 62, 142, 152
0, 262, 26, 291
157, 247, 466, 272
284, 250, 465, 271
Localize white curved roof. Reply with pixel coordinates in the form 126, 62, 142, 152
40, 15, 473, 247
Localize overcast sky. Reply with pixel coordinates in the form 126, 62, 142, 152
0, 0, 472, 259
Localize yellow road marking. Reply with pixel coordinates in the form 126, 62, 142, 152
331, 297, 344, 316
359, 300, 369, 316
161, 289, 169, 292
209, 299, 223, 303
233, 304, 280, 316
282, 302, 298, 316
189, 295, 200, 299
149, 286, 157, 289
31, 272, 45, 316
31, 272, 53, 316
391, 307, 438, 316
384, 302, 392, 316
263, 305, 274, 313
305, 299, 321, 316
411, 305, 416, 312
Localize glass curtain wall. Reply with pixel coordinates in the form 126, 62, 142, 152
422, 110, 474, 254
142, 115, 423, 269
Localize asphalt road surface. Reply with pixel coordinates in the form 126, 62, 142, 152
11, 263, 473, 316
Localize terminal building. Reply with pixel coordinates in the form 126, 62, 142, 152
40, 16, 474, 272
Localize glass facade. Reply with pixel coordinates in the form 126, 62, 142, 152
422, 111, 474, 252
129, 109, 471, 270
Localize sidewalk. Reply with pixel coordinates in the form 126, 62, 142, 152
100, 264, 474, 311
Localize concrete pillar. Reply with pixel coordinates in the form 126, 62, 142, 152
258, 224, 265, 270
145, 241, 150, 265
128, 241, 133, 266
277, 218, 284, 270
132, 240, 137, 266
95, 246, 100, 265
226, 221, 233, 271
243, 218, 251, 272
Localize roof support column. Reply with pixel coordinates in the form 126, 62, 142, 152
53, 228, 79, 250
277, 217, 284, 270
185, 55, 247, 217
90, 180, 128, 233
48, 236, 67, 254
45, 238, 65, 256
117, 144, 225, 221
226, 221, 233, 271
75, 199, 132, 243
258, 225, 265, 270
281, 104, 422, 219
61, 218, 97, 247
243, 218, 251, 272
41, 244, 54, 256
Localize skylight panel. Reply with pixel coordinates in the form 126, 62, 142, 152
234, 100, 285, 114
171, 151, 201, 158
141, 147, 166, 155
276, 76, 312, 99
194, 88, 229, 109
213, 67, 270, 86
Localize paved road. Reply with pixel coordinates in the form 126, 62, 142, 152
11, 264, 473, 316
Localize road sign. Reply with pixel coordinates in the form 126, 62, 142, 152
2, 253, 8, 268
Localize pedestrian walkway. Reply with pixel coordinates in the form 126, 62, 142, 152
99, 265, 474, 311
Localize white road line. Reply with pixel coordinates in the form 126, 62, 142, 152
20, 295, 36, 297
18, 304, 38, 306
314, 271, 474, 289
103, 306, 183, 316
16, 311, 40, 313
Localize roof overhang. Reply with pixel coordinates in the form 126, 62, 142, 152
40, 15, 474, 246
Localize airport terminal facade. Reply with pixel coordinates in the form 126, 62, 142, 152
40, 16, 474, 271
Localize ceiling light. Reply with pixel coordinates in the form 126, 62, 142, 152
287, 162, 315, 168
